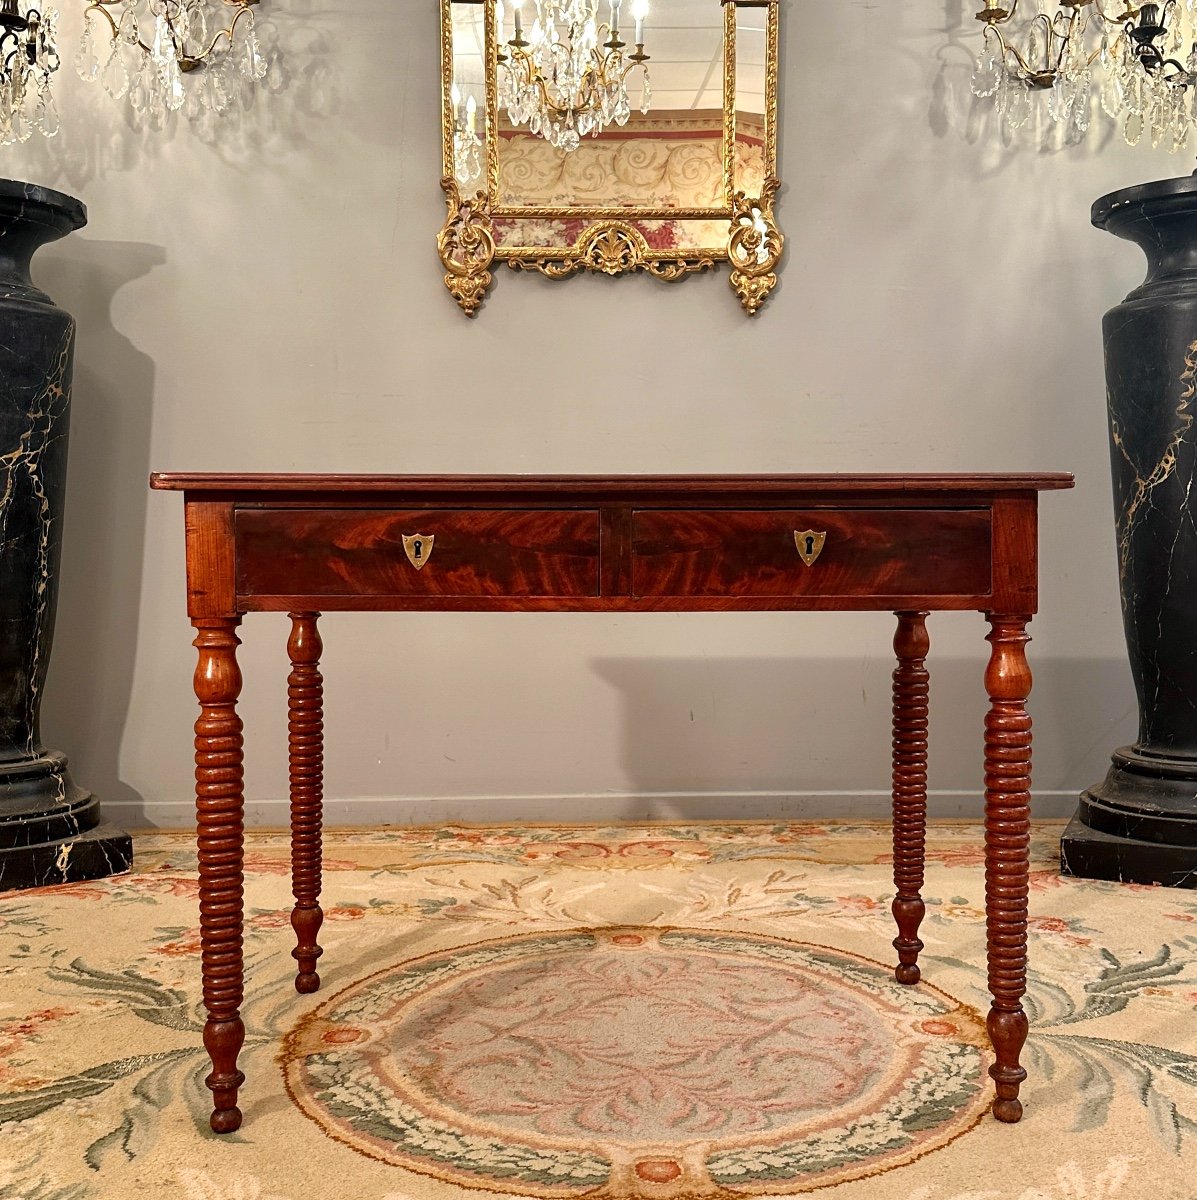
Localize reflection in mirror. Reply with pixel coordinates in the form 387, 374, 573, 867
496, 3, 725, 215
449, 2, 488, 195
734, 5, 768, 197
497, 0, 654, 150
438, 0, 782, 317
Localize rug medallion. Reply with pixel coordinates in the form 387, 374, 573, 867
280, 926, 991, 1196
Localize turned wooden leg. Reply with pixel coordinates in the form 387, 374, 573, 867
983, 614, 1033, 1124
288, 612, 324, 994
892, 610, 930, 986
193, 618, 246, 1135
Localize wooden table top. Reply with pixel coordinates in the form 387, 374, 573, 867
150, 472, 1075, 496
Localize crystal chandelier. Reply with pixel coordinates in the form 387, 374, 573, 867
450, 81, 483, 188
971, 0, 1197, 150
0, 0, 60, 143
497, 0, 651, 152
75, 0, 268, 123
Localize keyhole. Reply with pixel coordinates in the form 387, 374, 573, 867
413, 540, 423, 559
804, 535, 815, 555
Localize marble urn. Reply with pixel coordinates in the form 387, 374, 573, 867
1063, 174, 1197, 887
0, 179, 131, 890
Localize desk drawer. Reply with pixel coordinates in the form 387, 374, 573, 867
631, 509, 992, 598
235, 508, 600, 598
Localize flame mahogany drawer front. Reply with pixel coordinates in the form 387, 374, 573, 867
631, 508, 993, 598
234, 508, 601, 598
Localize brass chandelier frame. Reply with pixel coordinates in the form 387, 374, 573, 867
976, 0, 1195, 91
83, 0, 258, 73
0, 1, 46, 71
438, 0, 783, 317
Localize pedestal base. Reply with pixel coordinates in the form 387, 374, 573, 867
1061, 814, 1197, 887
1063, 746, 1197, 887
0, 821, 133, 891
0, 751, 133, 891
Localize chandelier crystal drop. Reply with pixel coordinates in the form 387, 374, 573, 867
497, 0, 651, 152
971, 0, 1197, 150
0, 0, 61, 145
76, 0, 269, 124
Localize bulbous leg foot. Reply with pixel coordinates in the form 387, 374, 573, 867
210, 1106, 243, 1134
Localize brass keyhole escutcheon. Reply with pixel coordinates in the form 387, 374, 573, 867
402, 533, 435, 570
794, 529, 826, 566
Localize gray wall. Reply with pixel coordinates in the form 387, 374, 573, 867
2, 0, 1162, 827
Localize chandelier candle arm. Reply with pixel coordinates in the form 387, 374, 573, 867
78, 0, 270, 121
971, 0, 1197, 148
84, 0, 209, 65
178, 5, 259, 72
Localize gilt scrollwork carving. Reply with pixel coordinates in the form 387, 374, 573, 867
508, 220, 718, 282
572, 222, 643, 276
437, 177, 497, 316
727, 177, 783, 316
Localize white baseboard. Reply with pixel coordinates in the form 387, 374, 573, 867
108, 789, 1079, 831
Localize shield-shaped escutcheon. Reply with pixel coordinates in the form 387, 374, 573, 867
793, 529, 827, 566
402, 533, 435, 570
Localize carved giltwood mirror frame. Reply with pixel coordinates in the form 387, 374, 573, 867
438, 0, 782, 316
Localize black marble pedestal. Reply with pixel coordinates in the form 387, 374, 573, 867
0, 180, 131, 892
1062, 817, 1197, 887
1068, 176, 1197, 887
1063, 748, 1197, 886
0, 751, 131, 889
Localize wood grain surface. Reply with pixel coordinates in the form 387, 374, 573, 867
235, 508, 601, 599
631, 509, 992, 598
983, 615, 1034, 1124
152, 472, 1076, 496
286, 613, 324, 996
891, 611, 931, 986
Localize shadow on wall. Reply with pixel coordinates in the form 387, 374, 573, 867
3, 15, 337, 193
37, 239, 163, 816
591, 653, 1136, 820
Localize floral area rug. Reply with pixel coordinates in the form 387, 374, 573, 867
1, 821, 1195, 1200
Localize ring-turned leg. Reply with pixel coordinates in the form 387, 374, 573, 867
983, 614, 1033, 1123
288, 613, 324, 994
193, 618, 246, 1134
892, 611, 930, 985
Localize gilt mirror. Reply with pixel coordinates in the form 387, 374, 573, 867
438, 0, 781, 316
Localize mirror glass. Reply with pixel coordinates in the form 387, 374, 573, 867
448, 2, 489, 196
497, 3, 726, 214
734, 5, 768, 197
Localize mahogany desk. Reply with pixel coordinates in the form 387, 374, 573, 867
150, 472, 1073, 1134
